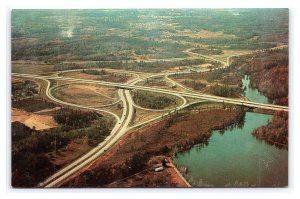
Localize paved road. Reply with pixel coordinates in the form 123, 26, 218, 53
50, 83, 122, 109
38, 88, 127, 187
184, 44, 288, 67
128, 75, 188, 112
129, 100, 208, 131
43, 92, 133, 187
38, 72, 142, 187
13, 73, 288, 112
12, 43, 289, 187
184, 48, 228, 66
12, 59, 288, 187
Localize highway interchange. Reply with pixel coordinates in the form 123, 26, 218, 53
12, 45, 288, 188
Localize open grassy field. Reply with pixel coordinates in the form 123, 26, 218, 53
12, 61, 55, 74
52, 84, 118, 107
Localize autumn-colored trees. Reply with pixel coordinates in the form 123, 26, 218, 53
12, 79, 39, 101
230, 48, 288, 105
132, 90, 177, 109
64, 106, 246, 187
171, 67, 244, 98
12, 108, 112, 187
252, 111, 288, 149
12, 98, 57, 112
249, 66, 288, 105
81, 69, 130, 83
209, 84, 243, 98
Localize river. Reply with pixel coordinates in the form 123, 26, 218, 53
174, 112, 287, 187
173, 76, 288, 187
242, 75, 269, 104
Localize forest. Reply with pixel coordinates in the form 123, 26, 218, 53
12, 97, 57, 112
12, 79, 39, 101
171, 66, 244, 97
81, 69, 130, 82
252, 111, 288, 149
132, 90, 178, 109
230, 48, 288, 105
209, 84, 243, 98
12, 106, 112, 187
52, 58, 211, 73
12, 9, 288, 67
172, 65, 243, 85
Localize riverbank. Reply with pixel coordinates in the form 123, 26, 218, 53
231, 48, 288, 106
105, 156, 190, 188
174, 112, 287, 187
62, 107, 245, 187
252, 111, 288, 150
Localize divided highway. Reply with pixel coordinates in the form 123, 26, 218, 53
39, 88, 128, 187
12, 66, 288, 187
13, 73, 288, 112
12, 43, 288, 188
37, 72, 138, 187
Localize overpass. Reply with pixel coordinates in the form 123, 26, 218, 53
12, 73, 288, 112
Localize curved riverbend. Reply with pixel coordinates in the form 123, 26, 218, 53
242, 75, 269, 104
174, 112, 288, 187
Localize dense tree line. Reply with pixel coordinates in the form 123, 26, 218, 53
12, 107, 112, 187
12, 122, 59, 187
81, 69, 130, 83
209, 84, 243, 98
132, 90, 177, 109
143, 78, 167, 87
82, 69, 106, 75
12, 97, 57, 112
252, 111, 288, 149
171, 66, 244, 97
172, 66, 242, 86
65, 152, 151, 187
183, 80, 206, 91
230, 48, 288, 105
54, 109, 100, 129
90, 58, 208, 72
12, 80, 39, 101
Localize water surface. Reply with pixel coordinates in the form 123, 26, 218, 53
242, 75, 269, 104
174, 112, 288, 187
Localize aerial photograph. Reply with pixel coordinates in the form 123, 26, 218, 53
11, 9, 288, 188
